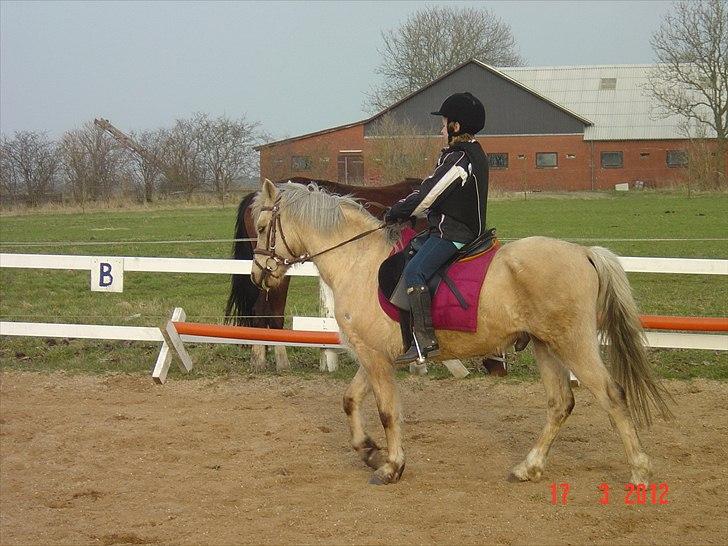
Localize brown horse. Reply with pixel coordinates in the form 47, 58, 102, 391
251, 180, 672, 485
224, 176, 421, 371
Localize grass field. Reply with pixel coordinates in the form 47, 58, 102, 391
1, 191, 726, 380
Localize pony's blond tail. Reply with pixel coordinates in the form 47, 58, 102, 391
588, 246, 673, 426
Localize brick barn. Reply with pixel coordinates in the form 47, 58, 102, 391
258, 59, 721, 191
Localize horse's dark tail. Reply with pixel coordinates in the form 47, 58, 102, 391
224, 192, 260, 326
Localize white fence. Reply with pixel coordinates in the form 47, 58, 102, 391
1, 252, 726, 383
3, 252, 726, 276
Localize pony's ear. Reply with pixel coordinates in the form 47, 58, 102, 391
261, 178, 278, 202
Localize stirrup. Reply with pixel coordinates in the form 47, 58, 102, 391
394, 338, 440, 365
394, 344, 421, 365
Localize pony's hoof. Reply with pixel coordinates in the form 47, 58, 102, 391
368, 463, 404, 485
507, 471, 526, 483
368, 472, 390, 486
366, 451, 387, 470
509, 462, 543, 482
357, 437, 386, 470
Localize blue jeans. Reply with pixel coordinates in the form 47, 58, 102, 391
403, 235, 459, 287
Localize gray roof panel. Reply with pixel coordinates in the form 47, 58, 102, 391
500, 64, 715, 140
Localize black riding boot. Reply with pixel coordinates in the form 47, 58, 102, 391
397, 309, 413, 353
394, 285, 440, 365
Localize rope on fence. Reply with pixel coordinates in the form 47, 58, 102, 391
0, 313, 287, 321
1, 237, 728, 248
0, 238, 258, 247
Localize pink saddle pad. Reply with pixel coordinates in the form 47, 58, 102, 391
378, 230, 500, 332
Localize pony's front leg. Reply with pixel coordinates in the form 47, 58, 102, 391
250, 344, 267, 372
366, 355, 405, 485
343, 366, 386, 469
274, 345, 291, 372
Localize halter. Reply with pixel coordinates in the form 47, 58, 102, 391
252, 195, 386, 285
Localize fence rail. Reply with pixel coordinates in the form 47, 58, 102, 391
0, 253, 318, 275
2, 253, 727, 275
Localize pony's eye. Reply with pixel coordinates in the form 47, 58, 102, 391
257, 226, 265, 234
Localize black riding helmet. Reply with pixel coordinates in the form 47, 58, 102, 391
431, 92, 485, 135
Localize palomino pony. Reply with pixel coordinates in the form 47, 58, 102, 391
251, 180, 672, 486
225, 176, 421, 371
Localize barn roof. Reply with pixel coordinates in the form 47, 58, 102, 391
365, 59, 593, 128
499, 64, 713, 140
255, 119, 364, 150
258, 61, 711, 149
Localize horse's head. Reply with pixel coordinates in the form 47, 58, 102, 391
251, 179, 387, 290
250, 179, 305, 290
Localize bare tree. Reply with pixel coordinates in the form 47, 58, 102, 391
159, 116, 205, 198
197, 113, 262, 204
59, 122, 126, 205
0, 131, 59, 206
366, 5, 523, 112
0, 141, 15, 202
127, 128, 166, 203
368, 114, 435, 184
647, 0, 728, 184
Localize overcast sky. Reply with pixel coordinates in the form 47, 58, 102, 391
1, 0, 675, 140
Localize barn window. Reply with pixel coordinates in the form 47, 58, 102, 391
666, 150, 688, 167
599, 78, 617, 90
536, 152, 558, 168
291, 155, 312, 171
601, 151, 623, 168
337, 154, 364, 184
488, 153, 508, 169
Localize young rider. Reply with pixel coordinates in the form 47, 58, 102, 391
384, 92, 489, 364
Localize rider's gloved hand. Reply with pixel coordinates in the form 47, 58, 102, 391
383, 207, 400, 225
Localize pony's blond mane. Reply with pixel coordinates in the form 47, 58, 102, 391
253, 182, 400, 244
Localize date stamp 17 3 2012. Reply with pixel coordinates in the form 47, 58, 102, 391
550, 482, 669, 505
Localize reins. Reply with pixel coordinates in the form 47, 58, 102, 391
304, 224, 387, 261
252, 195, 386, 281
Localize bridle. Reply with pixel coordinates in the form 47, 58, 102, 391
252, 195, 386, 287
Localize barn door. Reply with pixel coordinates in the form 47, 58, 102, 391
337, 153, 364, 184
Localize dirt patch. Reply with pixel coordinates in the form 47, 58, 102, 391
1, 371, 727, 545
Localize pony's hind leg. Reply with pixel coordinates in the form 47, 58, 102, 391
510, 340, 574, 482
343, 365, 386, 470
557, 341, 651, 485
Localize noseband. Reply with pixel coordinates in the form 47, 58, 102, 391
252, 194, 386, 286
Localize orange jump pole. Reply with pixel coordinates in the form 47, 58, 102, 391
173, 315, 726, 347
173, 322, 342, 346
640, 315, 728, 332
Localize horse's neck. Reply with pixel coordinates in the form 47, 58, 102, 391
307, 210, 390, 294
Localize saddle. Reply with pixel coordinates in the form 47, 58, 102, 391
377, 228, 500, 333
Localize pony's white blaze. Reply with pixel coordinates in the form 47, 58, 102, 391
251, 180, 671, 486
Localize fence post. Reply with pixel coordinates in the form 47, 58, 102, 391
152, 307, 187, 384
319, 280, 338, 372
